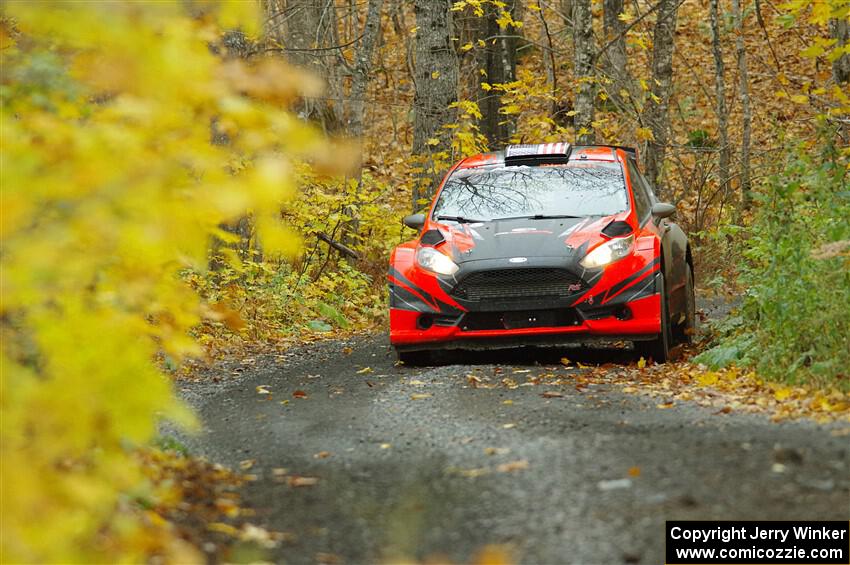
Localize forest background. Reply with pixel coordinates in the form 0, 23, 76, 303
1, 0, 848, 561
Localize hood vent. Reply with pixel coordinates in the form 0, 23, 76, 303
601, 220, 633, 237
420, 229, 445, 247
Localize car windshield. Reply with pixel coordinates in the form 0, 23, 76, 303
432, 163, 628, 221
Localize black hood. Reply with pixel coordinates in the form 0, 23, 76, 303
443, 217, 596, 264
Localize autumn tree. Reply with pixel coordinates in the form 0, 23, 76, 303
573, 0, 596, 144
642, 0, 680, 196
709, 0, 731, 194
412, 0, 458, 206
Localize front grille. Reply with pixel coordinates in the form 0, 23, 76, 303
451, 268, 583, 301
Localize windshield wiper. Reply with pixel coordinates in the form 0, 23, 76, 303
435, 215, 486, 224
492, 214, 585, 221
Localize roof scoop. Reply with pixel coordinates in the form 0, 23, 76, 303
504, 142, 572, 166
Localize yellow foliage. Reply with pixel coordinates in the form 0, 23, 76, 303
0, 2, 326, 561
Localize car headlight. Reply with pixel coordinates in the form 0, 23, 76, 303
417, 247, 459, 276
580, 235, 634, 269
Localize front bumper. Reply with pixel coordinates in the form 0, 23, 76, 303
390, 292, 661, 352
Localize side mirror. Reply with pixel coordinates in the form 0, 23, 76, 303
403, 213, 426, 230
651, 202, 676, 219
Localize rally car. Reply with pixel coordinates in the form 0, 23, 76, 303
388, 142, 695, 365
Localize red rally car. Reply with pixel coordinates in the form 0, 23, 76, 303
388, 142, 695, 365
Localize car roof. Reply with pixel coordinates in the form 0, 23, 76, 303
457, 145, 635, 169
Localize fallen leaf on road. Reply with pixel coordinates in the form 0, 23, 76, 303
560, 357, 571, 366
272, 468, 288, 477
256, 385, 271, 394
472, 544, 514, 565
356, 367, 373, 374
313, 451, 331, 459
497, 459, 529, 473
656, 401, 674, 409
288, 476, 319, 487
467, 374, 483, 388
628, 466, 641, 477
512, 369, 531, 374
598, 478, 632, 491
502, 423, 516, 429
280, 399, 289, 405
208, 522, 240, 536
292, 390, 308, 399
484, 447, 510, 456
502, 399, 514, 405
239, 459, 256, 470
622, 386, 638, 393
637, 357, 647, 369
541, 391, 564, 398
342, 347, 353, 355
455, 467, 490, 478
408, 379, 427, 386
410, 393, 432, 400
380, 443, 391, 449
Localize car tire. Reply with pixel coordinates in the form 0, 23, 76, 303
676, 264, 696, 344
397, 350, 432, 366
637, 272, 671, 363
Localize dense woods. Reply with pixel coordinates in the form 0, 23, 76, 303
1, 0, 848, 561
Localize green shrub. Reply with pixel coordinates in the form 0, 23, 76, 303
698, 131, 850, 389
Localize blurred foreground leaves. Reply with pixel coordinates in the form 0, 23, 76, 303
0, 1, 334, 560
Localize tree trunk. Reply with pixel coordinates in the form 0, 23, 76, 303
602, 0, 633, 107
709, 0, 730, 193
573, 0, 596, 144
830, 18, 850, 84
412, 0, 458, 208
347, 0, 385, 138
733, 0, 751, 211
536, 0, 559, 120
642, 0, 679, 197
264, 0, 343, 133
560, 0, 573, 31
477, 0, 520, 146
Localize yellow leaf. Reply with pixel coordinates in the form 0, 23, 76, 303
774, 387, 793, 401
635, 127, 655, 142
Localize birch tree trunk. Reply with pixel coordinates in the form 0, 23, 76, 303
709, 0, 730, 193
412, 0, 458, 207
642, 0, 679, 197
573, 0, 596, 144
733, 0, 752, 210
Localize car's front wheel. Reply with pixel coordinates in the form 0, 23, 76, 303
636, 272, 672, 363
396, 350, 432, 366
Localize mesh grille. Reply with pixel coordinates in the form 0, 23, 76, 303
452, 268, 583, 301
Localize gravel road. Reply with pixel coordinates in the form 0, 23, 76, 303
176, 335, 850, 564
